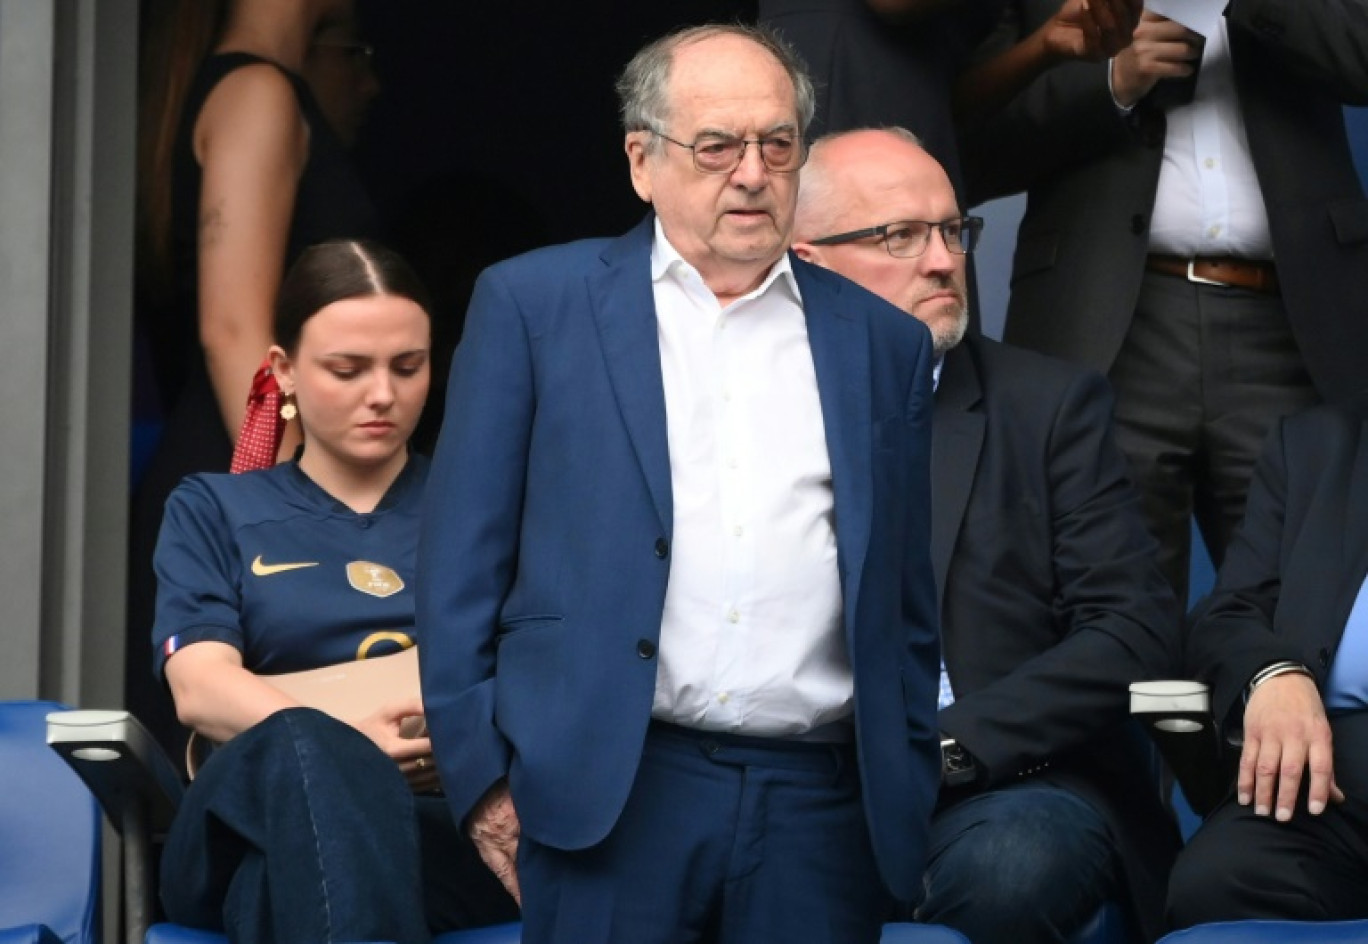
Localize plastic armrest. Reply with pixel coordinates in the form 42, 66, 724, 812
1129, 680, 1234, 816
46, 709, 186, 944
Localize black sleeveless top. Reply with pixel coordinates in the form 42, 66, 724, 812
153, 51, 381, 411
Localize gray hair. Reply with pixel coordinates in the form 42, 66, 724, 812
616, 23, 816, 154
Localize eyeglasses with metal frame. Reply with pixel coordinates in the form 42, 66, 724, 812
651, 129, 807, 174
809, 216, 985, 257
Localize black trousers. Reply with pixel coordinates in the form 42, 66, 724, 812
1166, 711, 1368, 927
1107, 271, 1319, 606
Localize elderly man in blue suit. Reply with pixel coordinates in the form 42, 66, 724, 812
416, 22, 941, 944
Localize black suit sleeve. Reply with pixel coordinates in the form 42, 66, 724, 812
938, 369, 1182, 785
1228, 0, 1368, 104
1183, 418, 1305, 729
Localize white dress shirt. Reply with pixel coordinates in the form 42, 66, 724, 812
1149, 17, 1273, 258
648, 220, 852, 737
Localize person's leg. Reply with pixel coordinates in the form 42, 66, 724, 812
1195, 287, 1318, 570
516, 724, 735, 944
160, 708, 430, 944
1166, 793, 1368, 926
717, 740, 889, 944
1168, 711, 1368, 928
517, 724, 888, 944
1108, 273, 1203, 607
916, 785, 1118, 944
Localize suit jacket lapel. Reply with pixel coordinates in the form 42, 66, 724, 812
931, 340, 985, 609
793, 258, 873, 602
589, 217, 673, 531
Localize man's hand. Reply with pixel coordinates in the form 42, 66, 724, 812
469, 780, 522, 904
1239, 673, 1344, 821
1042, 0, 1142, 63
1110, 11, 1202, 108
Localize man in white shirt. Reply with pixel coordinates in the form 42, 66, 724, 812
962, 0, 1368, 606
417, 23, 941, 944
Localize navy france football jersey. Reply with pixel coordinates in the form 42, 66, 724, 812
151, 455, 429, 680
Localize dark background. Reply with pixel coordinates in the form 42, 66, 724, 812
354, 2, 758, 250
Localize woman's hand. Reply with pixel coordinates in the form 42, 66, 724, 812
354, 696, 440, 792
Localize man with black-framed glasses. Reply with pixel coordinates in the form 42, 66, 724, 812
794, 127, 1184, 944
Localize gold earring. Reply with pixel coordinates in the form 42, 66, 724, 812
280, 396, 297, 422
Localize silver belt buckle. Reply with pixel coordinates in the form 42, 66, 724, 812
1186, 259, 1225, 287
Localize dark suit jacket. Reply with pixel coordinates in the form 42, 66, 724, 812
416, 216, 942, 902
1186, 393, 1368, 732
759, 0, 1004, 199
963, 0, 1368, 402
933, 334, 1182, 940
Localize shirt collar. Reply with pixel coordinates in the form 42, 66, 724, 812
650, 217, 800, 305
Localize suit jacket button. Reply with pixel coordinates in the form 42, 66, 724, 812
1130, 214, 1147, 235
637, 639, 657, 659
654, 537, 669, 559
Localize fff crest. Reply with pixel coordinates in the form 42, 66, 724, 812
346, 561, 405, 598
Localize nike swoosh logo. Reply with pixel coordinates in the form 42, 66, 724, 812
251, 555, 320, 577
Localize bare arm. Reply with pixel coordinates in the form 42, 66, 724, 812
166, 641, 439, 789
193, 63, 307, 445
164, 641, 299, 744
955, 0, 1142, 122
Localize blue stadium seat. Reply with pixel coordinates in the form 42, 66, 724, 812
0, 701, 102, 944
1158, 919, 1368, 943
142, 923, 525, 943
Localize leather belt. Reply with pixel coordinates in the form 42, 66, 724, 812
1146, 253, 1279, 295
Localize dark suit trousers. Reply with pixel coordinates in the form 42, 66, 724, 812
1106, 271, 1319, 606
1166, 711, 1368, 927
516, 722, 891, 944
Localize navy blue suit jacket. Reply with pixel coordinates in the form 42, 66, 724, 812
417, 216, 941, 901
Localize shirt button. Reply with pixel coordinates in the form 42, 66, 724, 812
727, 458, 739, 470
637, 639, 657, 659
732, 525, 744, 537
717, 692, 730, 704
727, 609, 740, 624
1204, 157, 1216, 169
1208, 225, 1222, 238
359, 518, 373, 530
654, 537, 669, 559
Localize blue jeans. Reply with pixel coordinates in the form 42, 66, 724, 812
915, 783, 1117, 944
161, 708, 517, 944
